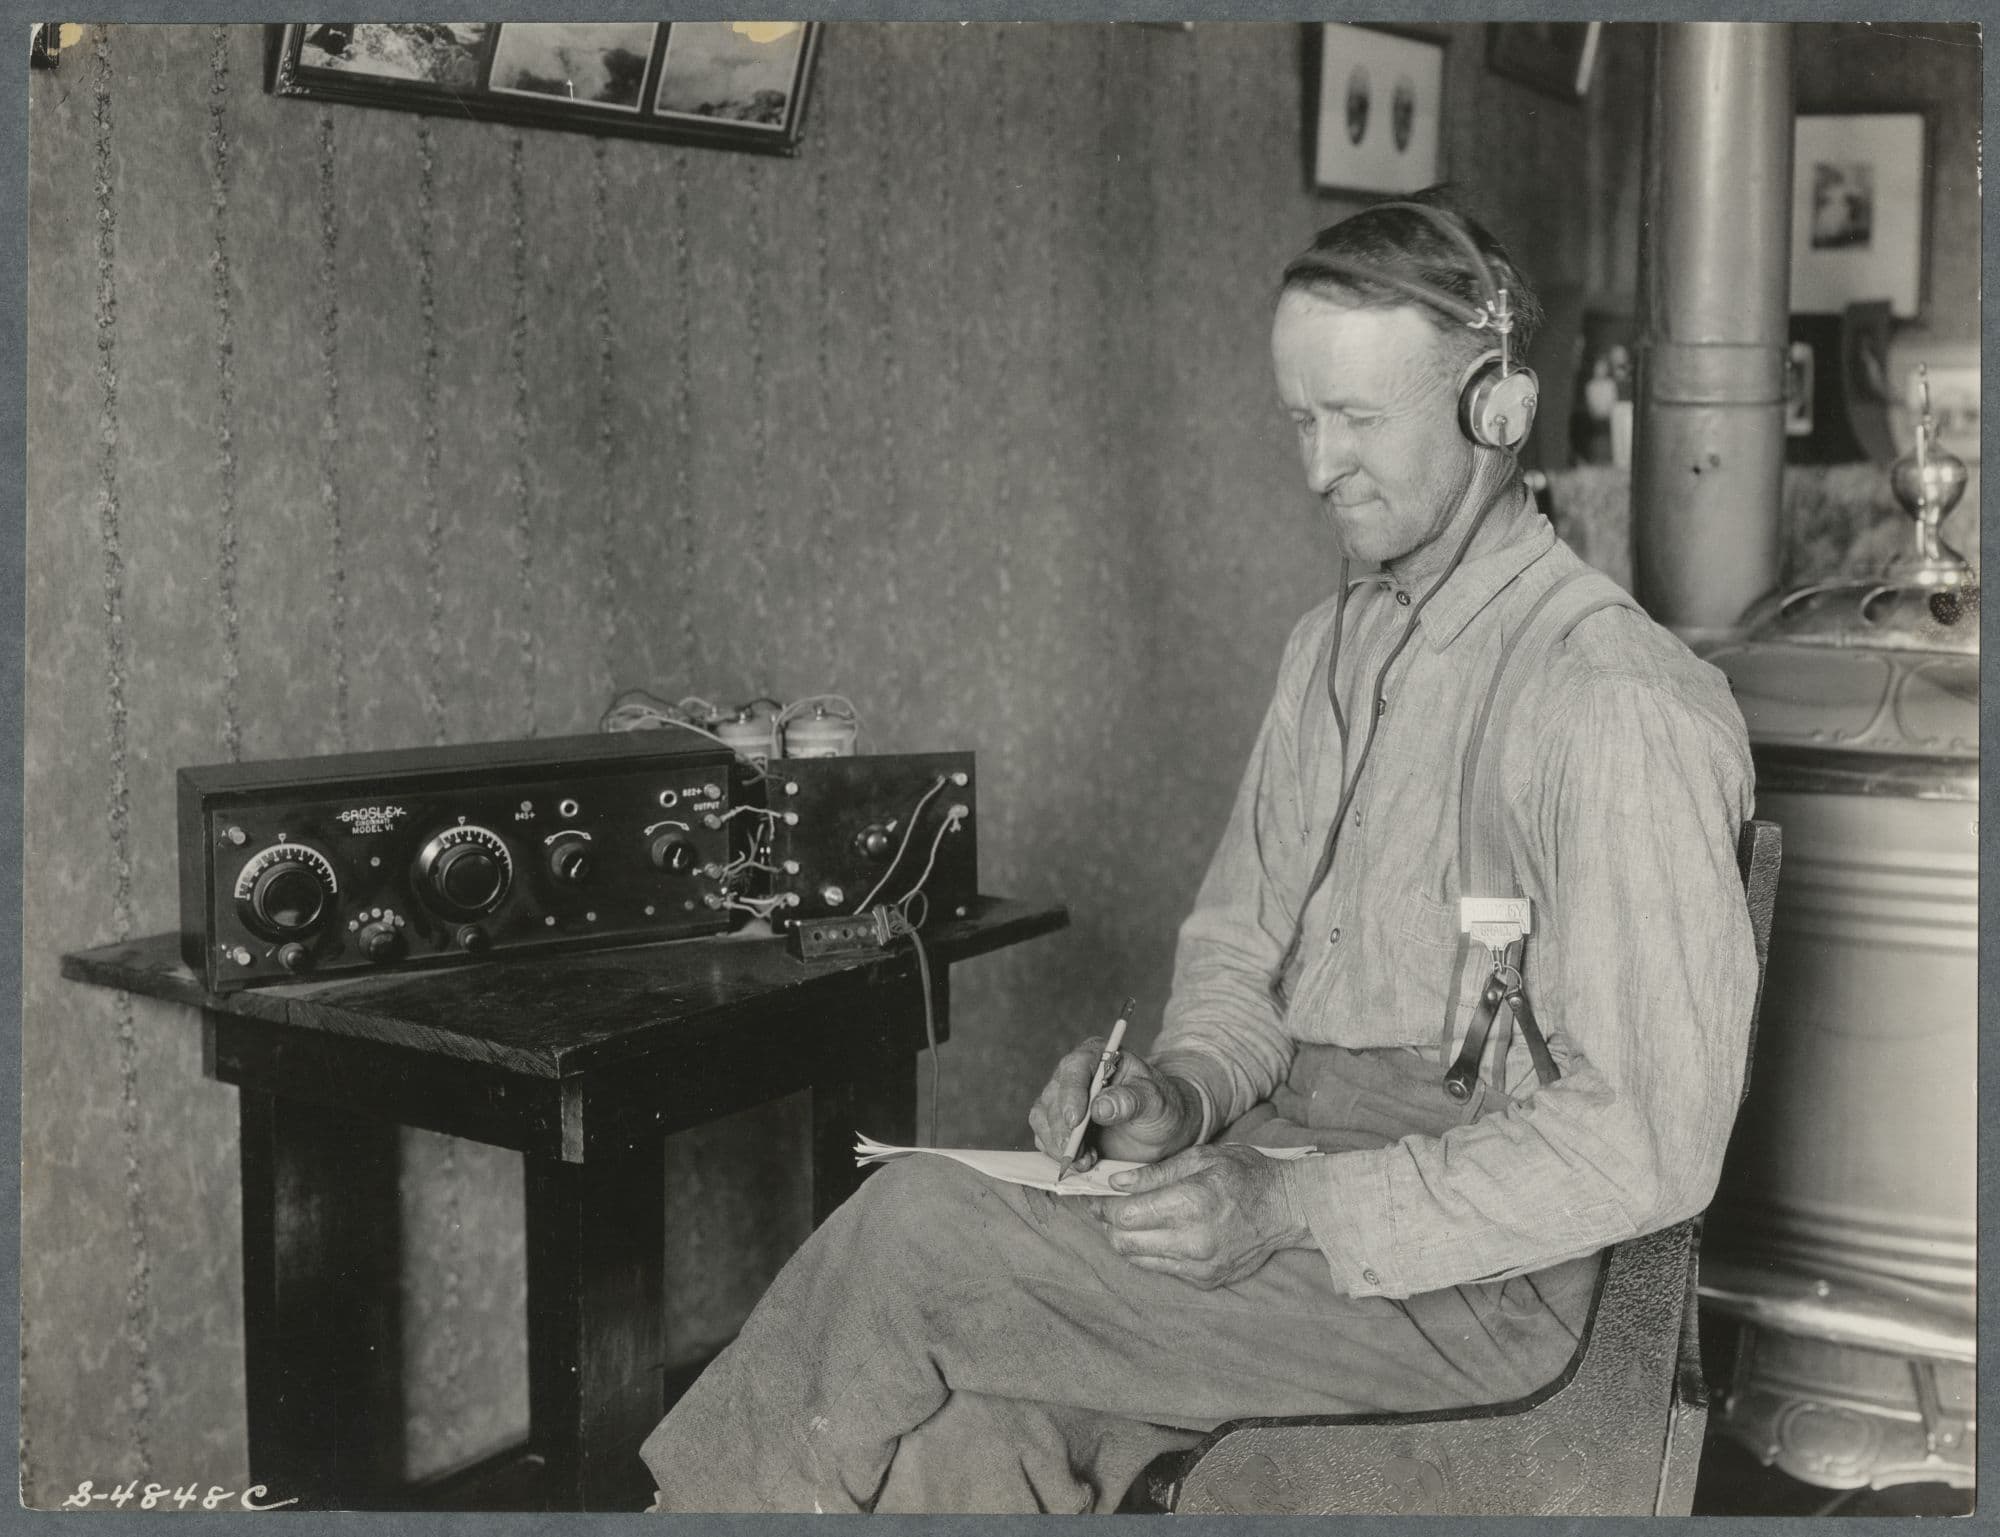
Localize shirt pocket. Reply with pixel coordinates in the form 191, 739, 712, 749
1394, 888, 1481, 1035
1398, 887, 1461, 953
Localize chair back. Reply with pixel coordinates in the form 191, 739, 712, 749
1735, 819, 1783, 1106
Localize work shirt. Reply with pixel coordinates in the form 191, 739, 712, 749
1152, 456, 1758, 1301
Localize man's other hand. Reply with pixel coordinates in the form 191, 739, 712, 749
1090, 1145, 1311, 1289
1028, 1042, 1201, 1170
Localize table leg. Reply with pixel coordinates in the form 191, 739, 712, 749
809, 1015, 920, 1228
523, 1143, 667, 1512
238, 1087, 405, 1510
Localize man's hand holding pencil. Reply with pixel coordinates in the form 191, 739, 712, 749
1027, 999, 1206, 1178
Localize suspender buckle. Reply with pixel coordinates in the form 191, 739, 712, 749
1445, 894, 1560, 1101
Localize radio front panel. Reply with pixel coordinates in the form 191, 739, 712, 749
180, 734, 734, 992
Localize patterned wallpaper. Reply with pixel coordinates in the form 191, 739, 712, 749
23, 21, 1638, 1503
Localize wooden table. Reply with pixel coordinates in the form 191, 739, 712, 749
62, 896, 1067, 1513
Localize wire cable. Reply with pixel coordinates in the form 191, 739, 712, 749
602, 689, 771, 780
851, 774, 948, 914
709, 804, 783, 825
723, 892, 797, 920
898, 806, 965, 909
1270, 475, 1513, 998
879, 904, 941, 1147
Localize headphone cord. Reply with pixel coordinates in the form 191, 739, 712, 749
1269, 470, 1516, 1001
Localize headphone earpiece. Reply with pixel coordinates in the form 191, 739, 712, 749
1457, 349, 1540, 451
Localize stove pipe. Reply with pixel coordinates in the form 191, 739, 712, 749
1632, 23, 1794, 635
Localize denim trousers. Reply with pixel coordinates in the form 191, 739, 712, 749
639, 1046, 1601, 1514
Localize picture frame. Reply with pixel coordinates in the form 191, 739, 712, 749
1486, 22, 1601, 102
267, 22, 820, 154
1788, 111, 1927, 319
1308, 24, 1445, 197
1784, 341, 1815, 438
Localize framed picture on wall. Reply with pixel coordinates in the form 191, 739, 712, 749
268, 22, 820, 153
1486, 23, 1601, 101
1789, 111, 1927, 319
1309, 24, 1445, 196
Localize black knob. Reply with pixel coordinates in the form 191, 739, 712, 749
434, 842, 504, 911
649, 831, 697, 876
250, 862, 328, 935
855, 824, 893, 861
276, 942, 311, 974
547, 832, 593, 885
456, 924, 491, 955
357, 920, 403, 964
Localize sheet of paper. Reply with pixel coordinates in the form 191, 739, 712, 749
854, 1134, 1317, 1197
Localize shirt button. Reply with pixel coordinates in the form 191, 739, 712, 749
1376, 697, 1388, 717
1363, 1267, 1381, 1285
1327, 927, 1341, 945
1395, 590, 1412, 607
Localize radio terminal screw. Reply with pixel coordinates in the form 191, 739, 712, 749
821, 884, 846, 907
224, 825, 247, 846
704, 783, 721, 800
704, 894, 723, 909
783, 859, 800, 874
784, 781, 799, 796
784, 811, 799, 825
703, 814, 721, 829
950, 772, 969, 787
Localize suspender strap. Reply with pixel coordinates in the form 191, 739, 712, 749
1441, 566, 1642, 1099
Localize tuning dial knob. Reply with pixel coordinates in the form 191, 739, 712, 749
546, 831, 593, 885
456, 924, 491, 955
855, 824, 893, 861
277, 942, 311, 974
648, 830, 697, 876
234, 842, 338, 941
415, 826, 513, 919
357, 919, 404, 964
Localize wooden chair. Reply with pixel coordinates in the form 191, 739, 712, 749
1132, 820, 1783, 1516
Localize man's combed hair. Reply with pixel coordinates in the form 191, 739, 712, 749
1281, 186, 1544, 367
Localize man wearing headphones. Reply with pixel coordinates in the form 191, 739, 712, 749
641, 191, 1758, 1514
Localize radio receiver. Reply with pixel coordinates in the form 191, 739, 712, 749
179, 732, 735, 992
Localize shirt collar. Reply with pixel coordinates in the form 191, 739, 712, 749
1371, 462, 1555, 652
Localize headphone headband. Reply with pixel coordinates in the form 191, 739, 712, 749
1288, 201, 1515, 354
1285, 251, 1488, 330
1365, 201, 1505, 315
